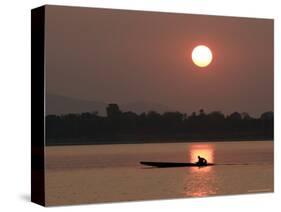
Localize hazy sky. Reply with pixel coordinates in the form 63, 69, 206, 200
45, 5, 273, 117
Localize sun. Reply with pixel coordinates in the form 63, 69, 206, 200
191, 45, 213, 68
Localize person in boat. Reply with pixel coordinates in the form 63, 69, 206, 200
197, 156, 207, 166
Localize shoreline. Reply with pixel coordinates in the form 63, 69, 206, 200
46, 137, 273, 146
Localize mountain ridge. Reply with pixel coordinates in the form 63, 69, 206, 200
46, 94, 171, 115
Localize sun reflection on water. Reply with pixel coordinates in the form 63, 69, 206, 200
184, 143, 217, 197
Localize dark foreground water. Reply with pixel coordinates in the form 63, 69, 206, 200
45, 140, 273, 206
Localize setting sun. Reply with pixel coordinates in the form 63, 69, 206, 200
191, 45, 213, 68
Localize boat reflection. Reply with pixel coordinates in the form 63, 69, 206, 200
184, 143, 217, 197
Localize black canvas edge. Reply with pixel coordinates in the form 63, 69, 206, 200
31, 5, 46, 206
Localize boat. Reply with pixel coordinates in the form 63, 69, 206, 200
140, 161, 214, 168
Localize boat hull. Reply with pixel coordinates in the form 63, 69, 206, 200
140, 161, 214, 168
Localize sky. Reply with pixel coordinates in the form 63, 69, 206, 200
45, 5, 273, 117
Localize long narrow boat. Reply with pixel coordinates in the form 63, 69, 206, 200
140, 161, 214, 168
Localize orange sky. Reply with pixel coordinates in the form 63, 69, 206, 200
46, 5, 273, 117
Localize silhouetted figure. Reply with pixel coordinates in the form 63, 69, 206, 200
197, 156, 207, 166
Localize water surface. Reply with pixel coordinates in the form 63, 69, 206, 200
45, 141, 273, 205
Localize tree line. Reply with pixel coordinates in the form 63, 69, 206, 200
46, 104, 273, 145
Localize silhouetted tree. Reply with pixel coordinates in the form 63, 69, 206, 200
208, 111, 224, 121
199, 109, 205, 116
228, 112, 242, 121
241, 112, 252, 120
106, 104, 121, 118
45, 103, 274, 145
261, 111, 273, 120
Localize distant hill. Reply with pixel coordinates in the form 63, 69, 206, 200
122, 101, 170, 114
46, 94, 171, 115
46, 94, 107, 115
